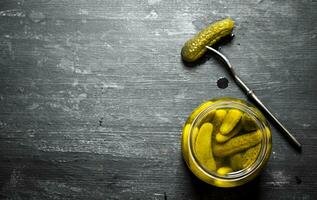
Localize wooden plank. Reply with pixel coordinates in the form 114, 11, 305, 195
0, 0, 317, 199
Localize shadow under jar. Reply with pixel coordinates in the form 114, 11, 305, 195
181, 97, 272, 187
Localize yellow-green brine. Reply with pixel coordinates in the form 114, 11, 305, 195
181, 97, 272, 187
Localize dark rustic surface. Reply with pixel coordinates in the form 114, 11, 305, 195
0, 0, 317, 199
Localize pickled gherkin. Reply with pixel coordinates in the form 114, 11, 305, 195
211, 109, 227, 131
220, 109, 243, 135
241, 143, 261, 168
195, 123, 216, 171
213, 130, 262, 157
181, 18, 234, 62
229, 153, 244, 171
230, 144, 262, 171
241, 113, 257, 131
216, 121, 242, 143
217, 167, 233, 175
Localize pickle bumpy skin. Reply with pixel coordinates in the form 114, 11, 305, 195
241, 113, 258, 131
230, 144, 261, 170
211, 109, 227, 130
216, 121, 242, 143
229, 153, 243, 171
241, 143, 261, 168
195, 123, 216, 171
181, 17, 234, 62
213, 130, 262, 157
220, 109, 243, 135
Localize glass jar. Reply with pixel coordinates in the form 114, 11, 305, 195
181, 97, 272, 187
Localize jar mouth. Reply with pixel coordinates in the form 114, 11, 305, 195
188, 100, 270, 182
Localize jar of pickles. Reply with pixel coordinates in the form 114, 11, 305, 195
181, 97, 272, 187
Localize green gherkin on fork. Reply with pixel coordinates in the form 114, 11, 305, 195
181, 17, 234, 62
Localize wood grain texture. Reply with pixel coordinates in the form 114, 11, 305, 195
0, 0, 317, 199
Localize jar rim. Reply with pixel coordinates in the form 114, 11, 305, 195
187, 98, 271, 182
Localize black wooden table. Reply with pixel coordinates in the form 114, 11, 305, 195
1, 0, 317, 199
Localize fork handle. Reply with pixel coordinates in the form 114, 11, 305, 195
247, 90, 302, 149
205, 45, 302, 150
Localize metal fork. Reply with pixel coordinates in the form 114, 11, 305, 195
205, 45, 301, 150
